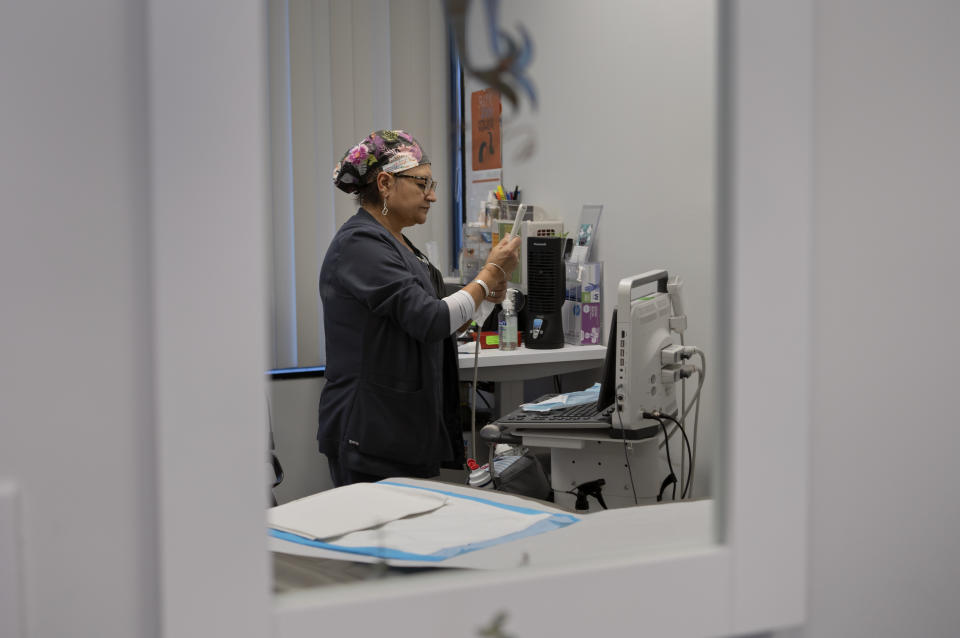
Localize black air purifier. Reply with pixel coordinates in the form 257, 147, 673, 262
524, 236, 566, 349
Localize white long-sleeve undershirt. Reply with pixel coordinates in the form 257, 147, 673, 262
443, 289, 496, 333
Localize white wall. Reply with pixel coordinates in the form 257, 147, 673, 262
0, 2, 158, 636
390, 0, 456, 268
771, 2, 960, 637
269, 377, 331, 501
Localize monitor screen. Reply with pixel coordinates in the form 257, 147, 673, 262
596, 307, 617, 410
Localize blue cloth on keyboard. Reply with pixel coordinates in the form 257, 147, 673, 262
520, 382, 601, 412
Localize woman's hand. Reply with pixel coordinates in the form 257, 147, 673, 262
462, 235, 521, 306
474, 235, 520, 302
485, 235, 522, 280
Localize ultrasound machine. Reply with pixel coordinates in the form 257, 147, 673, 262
489, 270, 704, 511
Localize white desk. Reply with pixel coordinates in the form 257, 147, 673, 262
270, 477, 714, 573
457, 343, 606, 417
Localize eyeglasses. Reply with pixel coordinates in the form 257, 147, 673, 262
396, 174, 439, 195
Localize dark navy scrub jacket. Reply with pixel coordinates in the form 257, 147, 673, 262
317, 208, 464, 478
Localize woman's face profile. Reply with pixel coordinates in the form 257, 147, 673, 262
386, 165, 437, 227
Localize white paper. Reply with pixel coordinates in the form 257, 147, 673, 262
268, 483, 448, 540
327, 491, 555, 555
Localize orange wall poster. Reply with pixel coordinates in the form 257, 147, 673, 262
471, 89, 502, 171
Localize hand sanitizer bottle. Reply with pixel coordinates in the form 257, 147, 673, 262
498, 289, 518, 351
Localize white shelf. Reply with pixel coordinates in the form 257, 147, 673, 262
457, 343, 606, 382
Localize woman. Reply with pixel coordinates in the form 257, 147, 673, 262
318, 130, 521, 487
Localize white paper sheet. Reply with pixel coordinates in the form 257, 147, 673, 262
267, 483, 448, 540
269, 481, 580, 563
328, 492, 555, 555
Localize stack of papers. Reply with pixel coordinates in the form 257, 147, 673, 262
269, 481, 579, 562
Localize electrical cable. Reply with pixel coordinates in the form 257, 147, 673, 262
649, 414, 677, 501
471, 321, 481, 460
679, 334, 687, 497
659, 411, 692, 499
656, 375, 703, 496
687, 350, 705, 497
660, 362, 700, 496
615, 404, 639, 505
658, 349, 706, 496
656, 411, 694, 499
684, 392, 703, 498
659, 355, 705, 448
658, 385, 700, 447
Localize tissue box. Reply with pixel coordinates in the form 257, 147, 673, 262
562, 301, 602, 345
562, 261, 602, 345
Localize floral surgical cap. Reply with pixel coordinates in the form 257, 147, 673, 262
332, 129, 430, 194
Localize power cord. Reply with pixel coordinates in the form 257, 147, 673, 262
652, 410, 693, 499
659, 348, 705, 497
659, 367, 702, 447
680, 335, 687, 496
471, 321, 481, 461
615, 387, 639, 505
646, 413, 677, 502
688, 350, 705, 498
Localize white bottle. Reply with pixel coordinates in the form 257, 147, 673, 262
498, 289, 518, 351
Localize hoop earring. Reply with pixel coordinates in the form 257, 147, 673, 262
381, 197, 389, 216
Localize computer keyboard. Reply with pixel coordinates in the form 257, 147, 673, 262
499, 398, 615, 423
